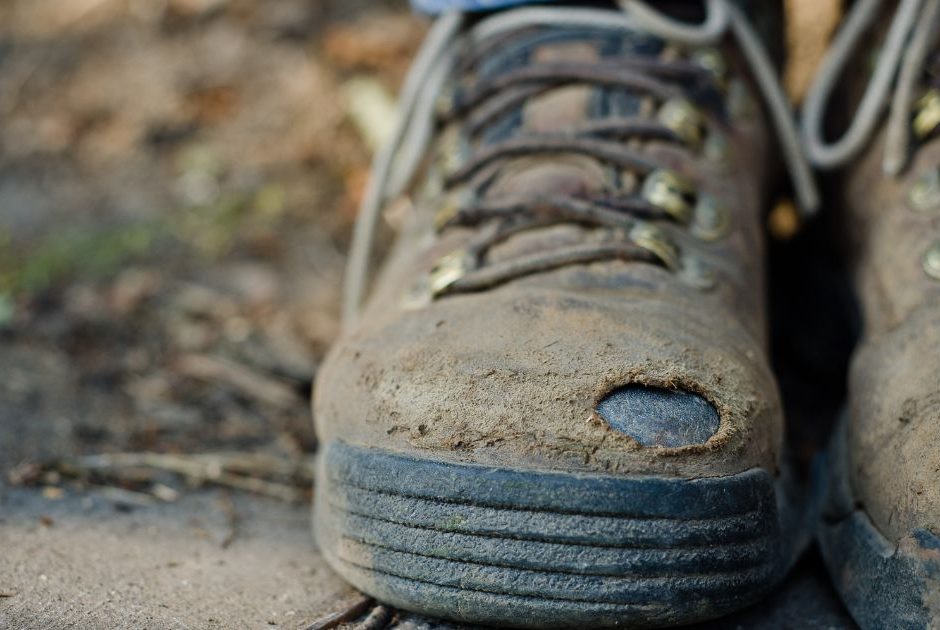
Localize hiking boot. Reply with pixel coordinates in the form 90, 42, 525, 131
802, 2, 940, 627
314, 2, 818, 626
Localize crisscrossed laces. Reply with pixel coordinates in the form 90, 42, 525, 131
343, 0, 819, 328
428, 59, 726, 298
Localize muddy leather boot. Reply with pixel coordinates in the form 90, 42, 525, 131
314, 2, 817, 627
802, 3, 940, 628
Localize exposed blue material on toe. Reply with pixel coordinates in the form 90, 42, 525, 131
913, 528, 940, 551
596, 385, 719, 447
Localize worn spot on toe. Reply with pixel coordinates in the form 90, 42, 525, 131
596, 385, 719, 447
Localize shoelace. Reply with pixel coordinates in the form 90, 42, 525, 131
429, 60, 726, 298
801, 0, 940, 173
343, 0, 820, 327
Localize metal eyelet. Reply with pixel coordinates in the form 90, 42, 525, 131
657, 97, 706, 148
429, 250, 472, 296
924, 241, 940, 280
913, 89, 940, 140
641, 169, 696, 225
727, 79, 754, 120
908, 167, 940, 213
439, 128, 470, 179
435, 81, 458, 119
690, 47, 728, 89
703, 130, 731, 170
630, 223, 681, 271
679, 256, 717, 291
433, 197, 460, 232
691, 196, 730, 241
421, 165, 445, 201
433, 190, 474, 232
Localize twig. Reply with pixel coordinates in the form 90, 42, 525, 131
87, 484, 158, 507
304, 596, 374, 630
89, 484, 157, 507
351, 604, 392, 630
68, 452, 313, 480
42, 452, 314, 503
176, 353, 302, 410
218, 493, 238, 549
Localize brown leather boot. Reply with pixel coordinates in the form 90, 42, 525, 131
314, 2, 817, 626
802, 2, 940, 627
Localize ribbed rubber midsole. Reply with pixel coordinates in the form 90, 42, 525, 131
817, 417, 940, 629
315, 440, 791, 627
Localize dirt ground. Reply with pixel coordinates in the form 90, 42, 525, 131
0, 0, 855, 628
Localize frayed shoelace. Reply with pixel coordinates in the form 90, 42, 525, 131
343, 0, 820, 327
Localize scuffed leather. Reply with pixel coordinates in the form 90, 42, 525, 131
843, 134, 940, 543
315, 25, 784, 480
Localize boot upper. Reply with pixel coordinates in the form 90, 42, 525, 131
315, 11, 785, 479
843, 132, 940, 543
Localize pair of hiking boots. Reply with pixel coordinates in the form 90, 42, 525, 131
312, 1, 940, 627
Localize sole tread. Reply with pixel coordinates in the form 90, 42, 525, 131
315, 440, 804, 627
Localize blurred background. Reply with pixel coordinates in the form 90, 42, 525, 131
0, 0, 425, 470
0, 1, 851, 628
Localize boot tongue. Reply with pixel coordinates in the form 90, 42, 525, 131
481, 39, 621, 202
470, 28, 662, 263
485, 155, 610, 199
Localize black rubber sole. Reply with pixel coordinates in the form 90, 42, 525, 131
314, 440, 813, 628
817, 418, 940, 629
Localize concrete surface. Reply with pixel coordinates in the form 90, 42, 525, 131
0, 488, 358, 629
0, 483, 856, 629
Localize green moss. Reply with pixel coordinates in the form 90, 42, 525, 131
434, 514, 468, 531
0, 180, 286, 298
0, 221, 164, 296
0, 291, 14, 326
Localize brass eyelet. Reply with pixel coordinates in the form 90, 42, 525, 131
429, 250, 472, 296
433, 199, 460, 232
690, 47, 728, 90
727, 79, 754, 120
433, 190, 474, 232
421, 165, 445, 200
908, 167, 940, 213
703, 130, 731, 171
435, 81, 458, 119
691, 196, 730, 241
630, 222, 680, 271
924, 240, 940, 280
439, 128, 470, 179
641, 169, 696, 224
679, 256, 717, 291
657, 97, 706, 148
913, 89, 940, 140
